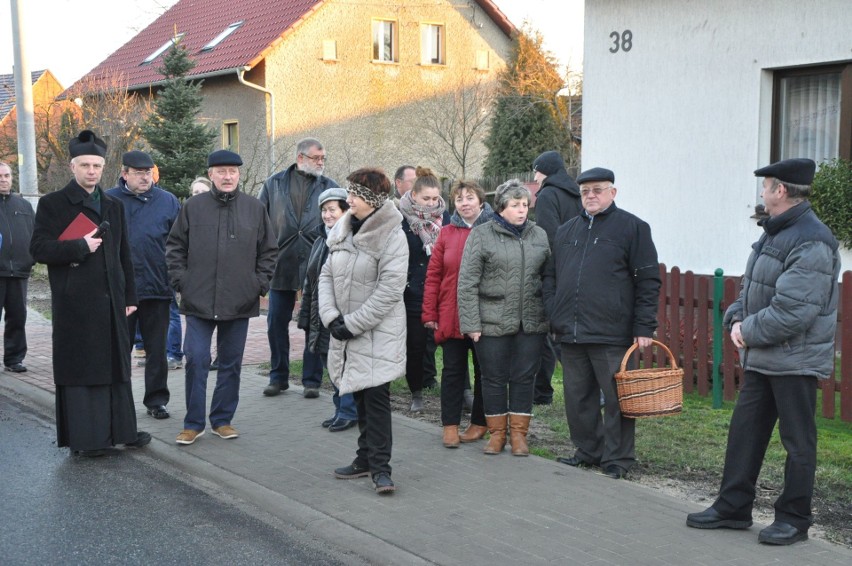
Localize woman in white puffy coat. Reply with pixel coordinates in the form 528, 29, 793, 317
318, 167, 408, 495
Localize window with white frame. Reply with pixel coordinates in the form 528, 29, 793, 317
141, 33, 185, 65
772, 63, 852, 163
201, 21, 244, 52
372, 20, 397, 63
421, 23, 445, 65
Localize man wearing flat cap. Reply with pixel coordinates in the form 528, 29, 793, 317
531, 150, 582, 405
106, 150, 180, 420
30, 130, 150, 456
543, 167, 660, 480
166, 149, 276, 445
687, 158, 841, 546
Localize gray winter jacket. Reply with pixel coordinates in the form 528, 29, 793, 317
723, 202, 840, 379
457, 218, 550, 337
318, 201, 409, 395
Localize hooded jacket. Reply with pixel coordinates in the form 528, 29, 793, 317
106, 180, 180, 300
258, 164, 338, 291
0, 192, 35, 278
723, 202, 840, 379
166, 188, 277, 320
318, 201, 408, 395
535, 169, 581, 246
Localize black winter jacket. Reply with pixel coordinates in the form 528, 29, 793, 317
298, 223, 331, 355
258, 165, 338, 291
402, 211, 450, 316
0, 192, 35, 277
534, 169, 581, 246
166, 188, 277, 320
543, 203, 660, 346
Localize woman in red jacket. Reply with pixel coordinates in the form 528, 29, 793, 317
422, 180, 494, 448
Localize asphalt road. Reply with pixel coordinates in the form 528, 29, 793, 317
0, 392, 364, 566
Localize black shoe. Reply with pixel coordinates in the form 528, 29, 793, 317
758, 521, 808, 545
303, 387, 320, 399
209, 356, 219, 371
263, 383, 282, 397
686, 507, 753, 530
328, 418, 357, 432
556, 455, 596, 468
422, 378, 439, 390
334, 462, 370, 479
146, 405, 170, 419
321, 416, 337, 428
126, 431, 152, 449
372, 472, 395, 494
4, 362, 27, 373
602, 464, 627, 479
75, 448, 116, 457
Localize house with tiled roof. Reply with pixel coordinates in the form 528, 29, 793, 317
0, 69, 65, 171
73, 0, 515, 190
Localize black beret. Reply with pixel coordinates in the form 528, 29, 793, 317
533, 151, 565, 176
69, 130, 107, 158
754, 158, 815, 186
122, 150, 155, 169
207, 150, 243, 167
576, 167, 615, 185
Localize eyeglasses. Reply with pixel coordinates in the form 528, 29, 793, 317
300, 153, 326, 164
579, 187, 612, 196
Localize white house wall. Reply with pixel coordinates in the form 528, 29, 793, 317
583, 0, 852, 275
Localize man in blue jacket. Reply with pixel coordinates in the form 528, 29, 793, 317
0, 162, 35, 373
258, 138, 338, 399
687, 159, 841, 546
107, 151, 180, 419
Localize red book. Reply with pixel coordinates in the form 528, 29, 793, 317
58, 212, 98, 241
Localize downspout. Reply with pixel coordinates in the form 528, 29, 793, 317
237, 67, 274, 176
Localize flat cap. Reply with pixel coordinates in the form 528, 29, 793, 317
207, 149, 243, 167
318, 187, 348, 207
754, 158, 815, 186
533, 151, 565, 177
122, 150, 155, 169
576, 167, 615, 185
69, 130, 107, 158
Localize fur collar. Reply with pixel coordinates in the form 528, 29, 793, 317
327, 200, 403, 259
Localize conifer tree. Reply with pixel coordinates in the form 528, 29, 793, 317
141, 39, 216, 198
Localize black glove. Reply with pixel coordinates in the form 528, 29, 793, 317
329, 315, 354, 340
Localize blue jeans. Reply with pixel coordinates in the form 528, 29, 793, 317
320, 354, 357, 421
167, 294, 183, 360
267, 289, 323, 387
183, 316, 248, 431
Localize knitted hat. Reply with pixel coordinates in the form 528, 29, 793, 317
533, 151, 565, 176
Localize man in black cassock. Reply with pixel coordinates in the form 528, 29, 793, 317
30, 130, 150, 456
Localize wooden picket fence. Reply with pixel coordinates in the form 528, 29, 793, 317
635, 264, 851, 422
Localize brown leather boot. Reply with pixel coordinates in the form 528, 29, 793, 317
483, 414, 508, 455
509, 413, 531, 457
459, 423, 488, 443
442, 425, 460, 448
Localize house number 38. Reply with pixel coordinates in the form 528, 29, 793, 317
609, 30, 633, 53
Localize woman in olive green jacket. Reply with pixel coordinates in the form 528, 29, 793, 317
457, 179, 550, 456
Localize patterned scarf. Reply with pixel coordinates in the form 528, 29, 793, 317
347, 182, 386, 209
398, 190, 446, 255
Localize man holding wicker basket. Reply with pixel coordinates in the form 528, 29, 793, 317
542, 167, 661, 480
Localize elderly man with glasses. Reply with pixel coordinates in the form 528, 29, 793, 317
106, 151, 180, 420
543, 167, 661, 480
258, 138, 339, 399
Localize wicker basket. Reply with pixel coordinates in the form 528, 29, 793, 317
615, 339, 683, 418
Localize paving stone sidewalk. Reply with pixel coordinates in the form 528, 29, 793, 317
4, 309, 851, 565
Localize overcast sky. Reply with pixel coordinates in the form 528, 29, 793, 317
2, 0, 583, 87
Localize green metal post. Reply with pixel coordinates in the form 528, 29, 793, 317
712, 268, 724, 408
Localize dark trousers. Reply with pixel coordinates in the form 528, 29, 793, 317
534, 335, 559, 402
0, 277, 28, 366
474, 331, 544, 416
440, 337, 484, 426
561, 343, 636, 470
167, 293, 183, 360
713, 371, 817, 531
126, 299, 170, 408
183, 316, 248, 430
423, 329, 437, 383
353, 383, 393, 476
405, 312, 429, 393
267, 289, 323, 387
